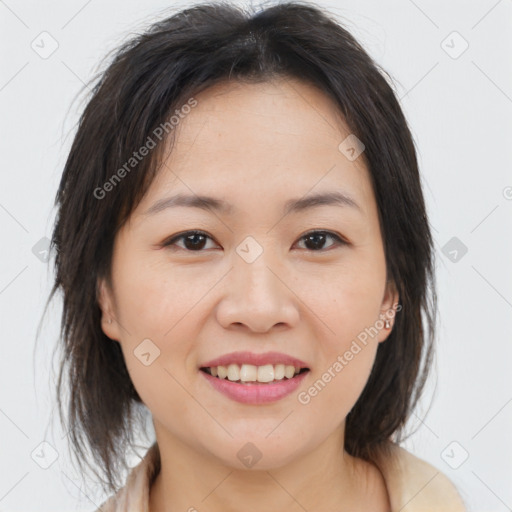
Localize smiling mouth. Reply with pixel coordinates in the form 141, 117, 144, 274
200, 364, 310, 384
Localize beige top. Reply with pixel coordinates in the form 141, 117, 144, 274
96, 442, 466, 511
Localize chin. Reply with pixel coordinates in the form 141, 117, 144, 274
204, 433, 309, 471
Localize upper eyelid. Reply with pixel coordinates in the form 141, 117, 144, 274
165, 230, 217, 245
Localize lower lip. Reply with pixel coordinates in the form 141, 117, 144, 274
200, 369, 309, 404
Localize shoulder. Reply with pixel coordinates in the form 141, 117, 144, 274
94, 443, 160, 512
378, 444, 467, 512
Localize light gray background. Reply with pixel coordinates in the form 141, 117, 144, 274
1, 0, 511, 510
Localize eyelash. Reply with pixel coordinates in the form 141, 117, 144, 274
162, 229, 347, 252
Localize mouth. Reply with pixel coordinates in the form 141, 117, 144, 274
200, 364, 310, 385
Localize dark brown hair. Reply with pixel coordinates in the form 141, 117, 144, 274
47, 0, 436, 494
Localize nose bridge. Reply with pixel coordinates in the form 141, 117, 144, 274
216, 241, 299, 332
234, 246, 282, 304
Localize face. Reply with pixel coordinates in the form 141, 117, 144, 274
98, 78, 399, 470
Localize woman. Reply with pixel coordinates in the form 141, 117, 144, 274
49, 1, 466, 510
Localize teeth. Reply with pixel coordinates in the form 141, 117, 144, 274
274, 364, 285, 380
257, 364, 274, 383
227, 364, 240, 381
240, 364, 257, 382
206, 363, 304, 383
285, 366, 296, 379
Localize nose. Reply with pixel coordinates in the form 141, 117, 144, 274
216, 254, 300, 333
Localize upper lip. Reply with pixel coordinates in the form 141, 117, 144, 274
200, 351, 310, 369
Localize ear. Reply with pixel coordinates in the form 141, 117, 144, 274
377, 279, 400, 343
97, 277, 122, 341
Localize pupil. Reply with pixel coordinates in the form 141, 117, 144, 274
185, 234, 206, 250
305, 233, 325, 250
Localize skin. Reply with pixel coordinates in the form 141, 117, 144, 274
98, 77, 399, 512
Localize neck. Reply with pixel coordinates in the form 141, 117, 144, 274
148, 424, 390, 512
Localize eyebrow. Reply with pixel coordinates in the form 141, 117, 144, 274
143, 191, 361, 217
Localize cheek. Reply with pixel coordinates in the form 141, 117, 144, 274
297, 327, 379, 431
112, 252, 219, 339
302, 261, 385, 345
110, 255, 208, 405
295, 266, 384, 413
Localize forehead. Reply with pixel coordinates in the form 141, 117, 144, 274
135, 78, 374, 218
175, 77, 350, 153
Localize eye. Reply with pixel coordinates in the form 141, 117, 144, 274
162, 229, 347, 252
162, 230, 218, 251
295, 230, 347, 251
